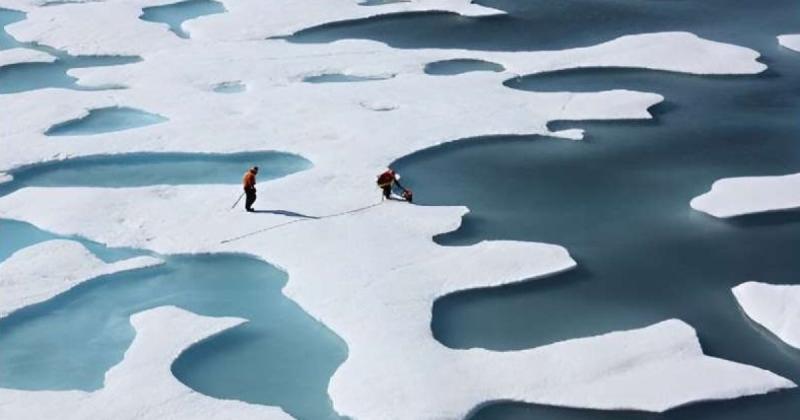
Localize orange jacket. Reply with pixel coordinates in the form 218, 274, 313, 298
242, 170, 256, 190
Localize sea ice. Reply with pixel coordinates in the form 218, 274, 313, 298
778, 34, 800, 53
691, 173, 800, 218
0, 239, 161, 318
0, 0, 789, 417
0, 47, 54, 67
0, 185, 793, 417
0, 31, 764, 173
0, 306, 292, 419
733, 282, 800, 350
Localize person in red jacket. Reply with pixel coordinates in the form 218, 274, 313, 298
377, 168, 412, 202
242, 166, 259, 212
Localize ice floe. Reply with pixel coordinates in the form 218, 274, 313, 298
691, 173, 800, 218
0, 239, 161, 318
0, 0, 787, 417
778, 34, 800, 53
0, 46, 54, 67
733, 282, 800, 350
0, 185, 794, 417
0, 306, 292, 419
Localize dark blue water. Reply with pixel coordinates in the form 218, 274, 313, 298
286, 0, 800, 417
290, 0, 799, 54
3, 1, 800, 419
140, 0, 226, 39
0, 8, 140, 94
424, 59, 504, 75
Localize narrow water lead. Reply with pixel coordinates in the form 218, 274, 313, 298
0, 151, 310, 197
424, 59, 504, 75
303, 73, 394, 83
0, 7, 23, 50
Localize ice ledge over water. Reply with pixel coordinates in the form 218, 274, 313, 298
0, 47, 55, 68
0, 240, 161, 319
733, 282, 800, 350
0, 306, 291, 419
690, 173, 800, 218
0, 185, 794, 418
778, 34, 800, 53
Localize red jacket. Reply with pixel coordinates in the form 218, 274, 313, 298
377, 170, 395, 187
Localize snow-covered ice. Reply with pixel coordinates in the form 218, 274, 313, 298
0, 239, 161, 318
0, 0, 791, 417
0, 31, 765, 174
0, 306, 292, 419
691, 173, 800, 218
0, 47, 55, 68
733, 282, 800, 350
0, 185, 794, 417
778, 34, 800, 53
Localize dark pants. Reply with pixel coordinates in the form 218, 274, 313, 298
244, 188, 257, 211
381, 185, 392, 199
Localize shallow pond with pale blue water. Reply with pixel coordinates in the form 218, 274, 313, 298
3, 1, 800, 419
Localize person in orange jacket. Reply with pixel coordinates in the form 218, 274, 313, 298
242, 166, 259, 212
377, 168, 412, 202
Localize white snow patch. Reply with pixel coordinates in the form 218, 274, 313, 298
733, 281, 800, 350
0, 47, 56, 68
0, 173, 11, 185
0, 239, 161, 318
0, 185, 794, 417
778, 34, 800, 53
0, 306, 292, 419
691, 172, 800, 218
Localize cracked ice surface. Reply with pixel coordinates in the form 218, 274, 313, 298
0, 306, 292, 419
0, 0, 792, 417
0, 240, 161, 318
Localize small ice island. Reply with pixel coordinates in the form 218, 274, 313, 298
1, 0, 798, 419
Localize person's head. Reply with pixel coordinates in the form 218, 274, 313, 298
251, 166, 259, 174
